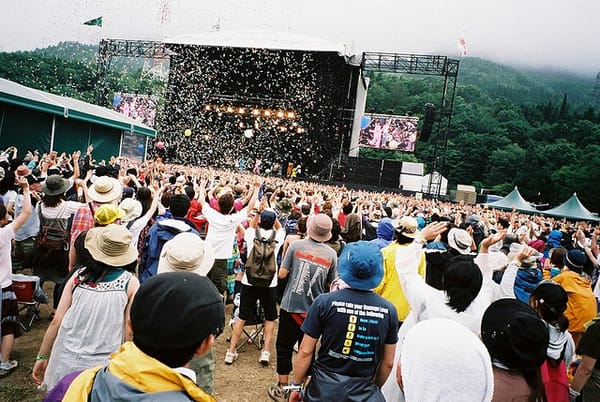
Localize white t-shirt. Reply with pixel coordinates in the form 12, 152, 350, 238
40, 200, 82, 219
127, 215, 152, 250
242, 227, 286, 287
0, 223, 16, 288
203, 204, 248, 259
1, 190, 17, 207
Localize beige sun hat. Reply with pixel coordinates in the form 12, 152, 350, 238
85, 224, 138, 266
88, 176, 123, 203
119, 198, 143, 222
157, 232, 215, 276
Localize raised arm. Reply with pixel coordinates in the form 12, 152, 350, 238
12, 177, 31, 233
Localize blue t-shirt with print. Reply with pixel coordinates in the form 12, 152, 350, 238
301, 288, 398, 378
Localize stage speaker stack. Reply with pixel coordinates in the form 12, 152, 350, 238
420, 103, 436, 142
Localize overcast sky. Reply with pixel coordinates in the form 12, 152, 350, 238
1, 0, 599, 76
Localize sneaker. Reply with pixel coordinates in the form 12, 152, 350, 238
0, 360, 18, 378
268, 383, 289, 402
224, 350, 238, 365
259, 350, 270, 366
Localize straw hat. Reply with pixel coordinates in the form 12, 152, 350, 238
88, 176, 123, 203
85, 224, 138, 266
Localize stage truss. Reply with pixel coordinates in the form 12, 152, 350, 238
96, 39, 172, 105
361, 52, 459, 198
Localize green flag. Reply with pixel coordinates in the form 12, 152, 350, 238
83, 16, 102, 27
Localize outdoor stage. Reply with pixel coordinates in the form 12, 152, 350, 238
158, 31, 361, 177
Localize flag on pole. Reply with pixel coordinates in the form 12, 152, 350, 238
458, 36, 467, 57
83, 16, 102, 27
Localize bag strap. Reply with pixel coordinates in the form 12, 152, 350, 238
268, 228, 277, 242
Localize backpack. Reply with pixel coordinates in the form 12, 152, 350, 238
285, 218, 298, 235
138, 219, 199, 283
541, 357, 569, 402
245, 228, 278, 288
37, 203, 71, 252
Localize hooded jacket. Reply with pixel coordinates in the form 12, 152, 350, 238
51, 342, 215, 402
369, 218, 394, 250
139, 218, 199, 282
554, 270, 597, 334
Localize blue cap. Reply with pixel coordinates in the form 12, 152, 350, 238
338, 241, 384, 291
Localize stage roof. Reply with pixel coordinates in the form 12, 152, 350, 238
164, 30, 356, 59
542, 193, 600, 222
0, 78, 156, 137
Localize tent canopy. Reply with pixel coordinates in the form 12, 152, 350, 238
542, 193, 600, 222
485, 187, 539, 214
0, 78, 156, 137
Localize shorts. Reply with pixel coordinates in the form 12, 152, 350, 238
238, 284, 277, 322
208, 259, 228, 295
1, 285, 23, 339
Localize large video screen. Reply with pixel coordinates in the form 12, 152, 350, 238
359, 114, 419, 152
112, 93, 158, 128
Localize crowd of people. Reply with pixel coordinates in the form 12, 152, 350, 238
0, 144, 600, 401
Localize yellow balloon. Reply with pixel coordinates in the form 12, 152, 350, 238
184, 129, 192, 137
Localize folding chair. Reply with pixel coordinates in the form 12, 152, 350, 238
229, 294, 265, 352
12, 278, 42, 331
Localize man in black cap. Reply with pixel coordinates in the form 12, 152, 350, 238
46, 272, 225, 401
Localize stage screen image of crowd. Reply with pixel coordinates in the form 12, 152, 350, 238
359, 114, 419, 152
113, 93, 158, 128
113, 92, 158, 162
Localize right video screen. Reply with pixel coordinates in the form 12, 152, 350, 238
359, 114, 420, 152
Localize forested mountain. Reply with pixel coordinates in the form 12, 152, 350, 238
364, 59, 600, 211
0, 43, 599, 210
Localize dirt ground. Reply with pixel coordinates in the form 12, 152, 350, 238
0, 281, 281, 402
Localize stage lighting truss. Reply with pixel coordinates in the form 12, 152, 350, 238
200, 103, 305, 136
201, 104, 297, 121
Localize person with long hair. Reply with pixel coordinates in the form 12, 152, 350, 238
31, 175, 84, 310
32, 224, 139, 391
481, 298, 550, 402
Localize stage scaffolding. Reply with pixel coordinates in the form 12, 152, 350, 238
96, 39, 173, 105
361, 52, 459, 199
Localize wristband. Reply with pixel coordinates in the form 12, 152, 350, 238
36, 355, 48, 361
569, 387, 580, 398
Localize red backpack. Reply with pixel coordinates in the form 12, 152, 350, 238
541, 358, 569, 402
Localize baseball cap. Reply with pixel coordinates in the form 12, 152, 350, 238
259, 209, 277, 230
131, 272, 225, 351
